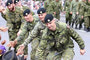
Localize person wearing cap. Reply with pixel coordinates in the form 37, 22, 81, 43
35, 14, 85, 60
0, 0, 27, 51
15, 8, 48, 60
14, 0, 35, 36
7, 9, 39, 59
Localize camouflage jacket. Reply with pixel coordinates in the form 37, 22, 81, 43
64, 0, 72, 12
23, 20, 46, 46
77, 1, 86, 17
1, 7, 24, 33
36, 21, 85, 59
53, 1, 62, 14
70, 1, 79, 13
44, 1, 55, 14
84, 2, 90, 17
16, 15, 39, 42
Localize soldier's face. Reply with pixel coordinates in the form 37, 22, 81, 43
24, 13, 33, 22
38, 13, 46, 22
46, 19, 56, 31
7, 4, 15, 11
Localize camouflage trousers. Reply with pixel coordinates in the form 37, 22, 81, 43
66, 12, 72, 26
30, 38, 40, 60
46, 48, 74, 60
84, 16, 90, 28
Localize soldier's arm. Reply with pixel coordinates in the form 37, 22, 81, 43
23, 22, 40, 46
77, 2, 80, 14
59, 1, 63, 12
70, 1, 73, 12
67, 26, 85, 49
64, 1, 67, 11
35, 28, 48, 59
16, 22, 28, 43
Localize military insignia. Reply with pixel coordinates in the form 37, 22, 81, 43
8, 3, 10, 5
40, 11, 42, 14
47, 19, 50, 22
25, 13, 28, 15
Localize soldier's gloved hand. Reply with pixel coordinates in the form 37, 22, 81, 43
80, 49, 86, 55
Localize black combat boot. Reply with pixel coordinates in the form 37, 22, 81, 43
84, 27, 89, 32
79, 24, 82, 30
75, 24, 78, 29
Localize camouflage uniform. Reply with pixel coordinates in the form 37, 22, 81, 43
53, 0, 62, 20
36, 21, 85, 60
77, 0, 86, 29
84, 1, 90, 31
44, 0, 55, 15
64, 0, 72, 26
1, 7, 25, 51
16, 15, 38, 54
70, 0, 79, 28
23, 20, 46, 60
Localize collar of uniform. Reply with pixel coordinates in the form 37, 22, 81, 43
54, 22, 60, 34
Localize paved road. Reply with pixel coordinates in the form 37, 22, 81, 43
0, 13, 90, 60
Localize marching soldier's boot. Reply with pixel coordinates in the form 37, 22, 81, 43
79, 24, 82, 30
84, 27, 89, 32
75, 24, 78, 29
72, 19, 74, 28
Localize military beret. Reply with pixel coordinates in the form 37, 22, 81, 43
44, 14, 54, 23
14, 0, 19, 4
23, 9, 30, 16
6, 0, 13, 6
0, 45, 6, 56
37, 8, 46, 14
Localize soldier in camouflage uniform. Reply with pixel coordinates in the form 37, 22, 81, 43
84, 0, 90, 32
9, 8, 47, 60
35, 14, 85, 60
53, 0, 62, 20
70, 0, 79, 28
44, 0, 62, 20
44, 0, 55, 15
77, 0, 86, 29
8, 9, 38, 59
0, 0, 25, 51
64, 0, 72, 26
